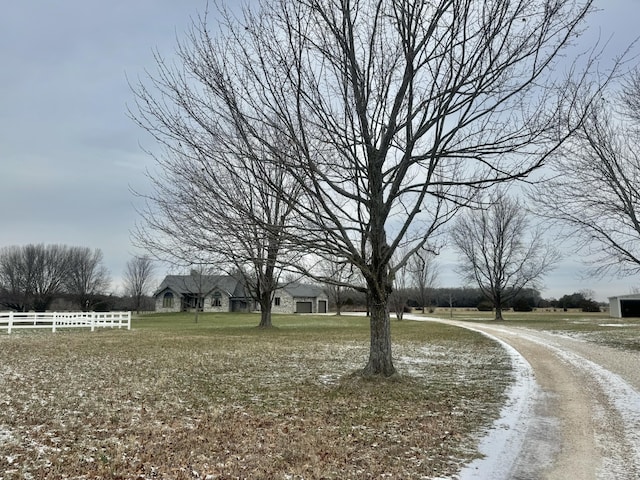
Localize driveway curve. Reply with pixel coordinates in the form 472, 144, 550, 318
410, 317, 640, 480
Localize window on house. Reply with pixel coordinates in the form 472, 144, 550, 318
274, 297, 281, 306
212, 292, 222, 307
163, 292, 174, 308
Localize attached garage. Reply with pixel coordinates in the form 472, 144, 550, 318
275, 283, 328, 314
295, 301, 313, 313
609, 294, 640, 317
318, 300, 327, 313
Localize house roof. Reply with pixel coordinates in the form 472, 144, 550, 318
155, 275, 326, 300
155, 275, 246, 297
608, 293, 640, 301
282, 283, 326, 298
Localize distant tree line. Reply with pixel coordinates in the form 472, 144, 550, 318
327, 286, 602, 313
0, 245, 157, 312
36, 291, 155, 313
0, 244, 110, 311
553, 292, 602, 312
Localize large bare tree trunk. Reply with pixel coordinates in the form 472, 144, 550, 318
363, 260, 396, 376
258, 291, 273, 328
363, 300, 395, 377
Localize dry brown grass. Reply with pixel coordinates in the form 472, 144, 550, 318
428, 309, 640, 351
0, 313, 512, 479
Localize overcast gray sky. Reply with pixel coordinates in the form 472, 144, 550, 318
1, 1, 638, 301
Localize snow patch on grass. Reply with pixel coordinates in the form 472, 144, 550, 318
598, 323, 638, 328
0, 425, 13, 443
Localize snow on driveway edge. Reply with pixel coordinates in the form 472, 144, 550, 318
404, 316, 538, 480
515, 330, 640, 477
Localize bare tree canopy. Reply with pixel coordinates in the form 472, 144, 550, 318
390, 247, 411, 320
319, 255, 362, 315
0, 244, 109, 311
66, 247, 111, 310
132, 56, 302, 328
180, 265, 216, 323
531, 68, 640, 278
451, 193, 560, 320
123, 255, 155, 313
409, 247, 439, 314
132, 0, 602, 376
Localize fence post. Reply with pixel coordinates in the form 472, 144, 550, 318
91, 312, 95, 332
52, 312, 57, 333
8, 311, 13, 335
127, 311, 131, 330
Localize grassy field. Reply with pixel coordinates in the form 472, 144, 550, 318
426, 309, 640, 351
0, 313, 513, 479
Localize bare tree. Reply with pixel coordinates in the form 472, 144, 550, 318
132, 71, 301, 328
0, 244, 72, 311
123, 255, 155, 313
390, 249, 410, 320
320, 255, 361, 315
621, 68, 640, 123
32, 244, 73, 311
0, 246, 30, 311
179, 265, 214, 323
66, 247, 110, 310
451, 193, 559, 320
531, 69, 640, 278
409, 247, 439, 314
132, 0, 602, 376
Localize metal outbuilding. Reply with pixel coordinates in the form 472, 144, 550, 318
608, 294, 640, 318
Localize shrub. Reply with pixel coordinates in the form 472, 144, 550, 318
581, 300, 601, 312
512, 298, 533, 312
477, 300, 494, 311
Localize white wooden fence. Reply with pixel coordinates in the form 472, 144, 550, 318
0, 311, 131, 334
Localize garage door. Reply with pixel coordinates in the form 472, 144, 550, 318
620, 299, 640, 317
318, 300, 327, 313
296, 301, 313, 313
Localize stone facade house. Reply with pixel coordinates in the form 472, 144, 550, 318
154, 275, 249, 313
271, 283, 329, 314
154, 275, 329, 314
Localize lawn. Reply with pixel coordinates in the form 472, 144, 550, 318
426, 309, 640, 351
0, 313, 512, 479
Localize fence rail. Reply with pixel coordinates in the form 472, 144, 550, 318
0, 311, 131, 334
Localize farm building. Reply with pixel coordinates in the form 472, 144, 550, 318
608, 293, 640, 318
154, 274, 328, 314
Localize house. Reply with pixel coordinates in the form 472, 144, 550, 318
271, 283, 329, 314
154, 275, 250, 313
608, 293, 640, 318
154, 275, 329, 314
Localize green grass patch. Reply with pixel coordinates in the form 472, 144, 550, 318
0, 312, 513, 479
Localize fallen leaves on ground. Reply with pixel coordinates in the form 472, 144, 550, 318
0, 316, 511, 479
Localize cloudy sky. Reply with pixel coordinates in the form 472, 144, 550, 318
1, 1, 638, 301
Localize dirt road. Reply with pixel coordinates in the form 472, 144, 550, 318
416, 318, 640, 480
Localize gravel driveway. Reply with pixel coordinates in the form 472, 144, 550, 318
412, 317, 640, 480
